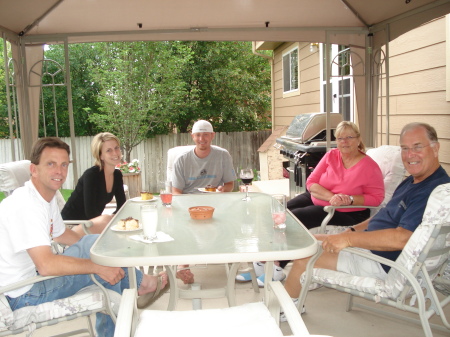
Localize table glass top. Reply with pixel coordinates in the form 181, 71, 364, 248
90, 192, 317, 267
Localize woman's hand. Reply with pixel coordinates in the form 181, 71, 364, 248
329, 194, 352, 206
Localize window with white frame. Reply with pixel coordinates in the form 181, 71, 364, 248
282, 46, 299, 94
320, 44, 354, 121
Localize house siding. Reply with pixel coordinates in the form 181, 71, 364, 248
272, 42, 321, 130
377, 16, 450, 173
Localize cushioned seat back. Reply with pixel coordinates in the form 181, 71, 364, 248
166, 145, 196, 181
366, 145, 406, 209
384, 183, 450, 299
0, 160, 31, 196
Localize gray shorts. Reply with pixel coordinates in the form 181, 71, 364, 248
337, 248, 388, 280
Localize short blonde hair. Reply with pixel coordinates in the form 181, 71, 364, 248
91, 132, 121, 169
335, 121, 366, 153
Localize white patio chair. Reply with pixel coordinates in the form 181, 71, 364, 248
317, 145, 406, 235
0, 160, 93, 234
114, 281, 329, 337
0, 274, 120, 336
298, 183, 450, 337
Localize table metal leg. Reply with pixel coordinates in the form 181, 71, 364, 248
128, 267, 137, 288
165, 265, 178, 310
226, 263, 241, 307
263, 261, 274, 307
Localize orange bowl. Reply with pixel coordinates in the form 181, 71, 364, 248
189, 206, 215, 220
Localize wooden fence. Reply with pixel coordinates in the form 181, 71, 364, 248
0, 130, 271, 193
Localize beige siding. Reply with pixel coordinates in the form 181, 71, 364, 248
377, 16, 450, 174
272, 42, 321, 129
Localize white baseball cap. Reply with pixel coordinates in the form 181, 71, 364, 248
192, 120, 214, 133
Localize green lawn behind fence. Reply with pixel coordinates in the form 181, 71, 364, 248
0, 189, 73, 203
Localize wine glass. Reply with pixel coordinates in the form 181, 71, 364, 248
240, 168, 254, 201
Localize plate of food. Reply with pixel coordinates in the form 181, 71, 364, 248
198, 185, 219, 193
130, 195, 158, 203
111, 217, 142, 232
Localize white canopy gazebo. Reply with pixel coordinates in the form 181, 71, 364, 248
1, 0, 450, 180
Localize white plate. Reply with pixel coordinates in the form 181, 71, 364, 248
111, 223, 142, 232
130, 196, 158, 202
198, 188, 220, 193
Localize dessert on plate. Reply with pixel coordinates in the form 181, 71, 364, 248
140, 191, 153, 200
117, 216, 139, 230
204, 185, 217, 192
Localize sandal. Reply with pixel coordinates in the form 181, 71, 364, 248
137, 274, 170, 309
176, 268, 195, 284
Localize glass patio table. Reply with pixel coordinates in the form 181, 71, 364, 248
90, 192, 318, 309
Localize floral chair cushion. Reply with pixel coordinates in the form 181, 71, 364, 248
302, 183, 450, 300
0, 285, 120, 333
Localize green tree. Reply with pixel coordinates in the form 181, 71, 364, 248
88, 41, 191, 161
175, 41, 272, 133
42, 44, 103, 137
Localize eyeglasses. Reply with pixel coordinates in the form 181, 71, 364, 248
336, 136, 357, 142
400, 143, 434, 154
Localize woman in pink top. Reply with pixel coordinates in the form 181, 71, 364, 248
287, 121, 385, 230
236, 121, 385, 286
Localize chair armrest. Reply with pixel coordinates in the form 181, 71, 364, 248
319, 206, 379, 234
114, 288, 136, 337
63, 220, 94, 235
0, 275, 59, 294
267, 281, 311, 336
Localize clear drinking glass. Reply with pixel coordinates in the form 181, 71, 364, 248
271, 194, 287, 229
140, 204, 158, 240
160, 181, 173, 207
240, 168, 254, 201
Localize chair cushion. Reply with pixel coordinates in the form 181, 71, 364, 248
136, 302, 283, 337
303, 267, 387, 297
0, 285, 120, 332
384, 183, 450, 299
366, 146, 405, 208
0, 160, 31, 195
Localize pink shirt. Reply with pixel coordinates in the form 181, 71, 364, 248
306, 149, 385, 212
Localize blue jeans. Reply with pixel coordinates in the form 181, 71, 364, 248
7, 235, 143, 337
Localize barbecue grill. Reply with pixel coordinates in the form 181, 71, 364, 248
276, 112, 343, 199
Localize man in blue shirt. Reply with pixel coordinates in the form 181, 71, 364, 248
284, 122, 450, 301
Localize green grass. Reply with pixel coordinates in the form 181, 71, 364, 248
0, 189, 73, 203
60, 189, 73, 201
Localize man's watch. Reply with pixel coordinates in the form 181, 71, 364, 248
349, 195, 354, 205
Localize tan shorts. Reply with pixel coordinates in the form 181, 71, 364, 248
337, 248, 388, 280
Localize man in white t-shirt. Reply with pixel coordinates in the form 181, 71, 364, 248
0, 137, 167, 337
172, 120, 236, 194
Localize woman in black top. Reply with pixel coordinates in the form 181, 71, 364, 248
62, 132, 126, 235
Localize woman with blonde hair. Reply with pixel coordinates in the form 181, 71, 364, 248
62, 132, 126, 235
287, 121, 384, 228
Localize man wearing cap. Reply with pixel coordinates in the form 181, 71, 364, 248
172, 120, 236, 195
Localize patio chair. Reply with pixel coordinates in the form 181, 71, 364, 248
114, 281, 329, 337
317, 145, 406, 235
0, 274, 120, 336
298, 183, 450, 337
0, 160, 93, 234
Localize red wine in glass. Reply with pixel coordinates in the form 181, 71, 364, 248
240, 169, 254, 201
